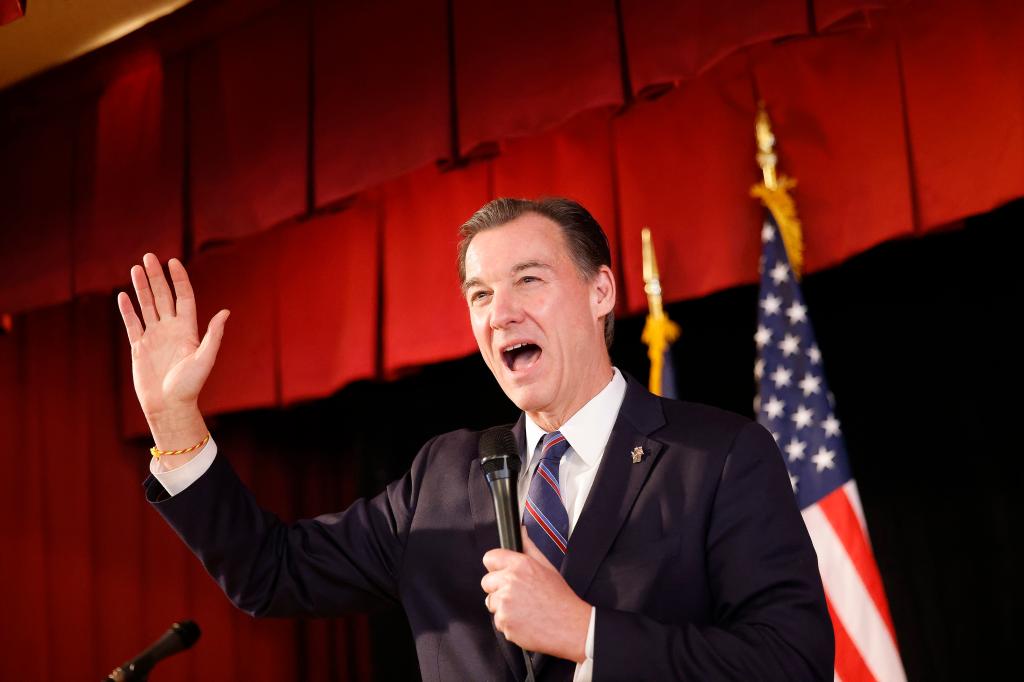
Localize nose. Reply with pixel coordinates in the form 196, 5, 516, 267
489, 287, 523, 330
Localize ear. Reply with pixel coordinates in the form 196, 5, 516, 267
590, 265, 616, 319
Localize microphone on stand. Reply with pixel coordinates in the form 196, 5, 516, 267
479, 426, 536, 682
103, 620, 201, 681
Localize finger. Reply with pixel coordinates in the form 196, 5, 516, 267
485, 593, 495, 613
117, 292, 144, 344
168, 258, 197, 327
143, 253, 176, 319
195, 309, 230, 368
482, 548, 517, 572
131, 264, 159, 325
480, 571, 504, 595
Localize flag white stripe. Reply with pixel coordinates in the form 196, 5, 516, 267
803, 505, 906, 682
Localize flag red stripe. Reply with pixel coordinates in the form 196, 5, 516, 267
819, 487, 898, 643
826, 593, 878, 682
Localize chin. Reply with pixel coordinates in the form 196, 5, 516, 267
515, 391, 558, 417
485, 356, 552, 413
497, 381, 544, 413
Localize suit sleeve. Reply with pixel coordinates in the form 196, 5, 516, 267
143, 436, 438, 618
593, 421, 834, 681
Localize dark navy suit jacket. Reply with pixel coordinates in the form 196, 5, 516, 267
146, 376, 833, 681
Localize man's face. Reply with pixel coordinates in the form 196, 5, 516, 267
462, 213, 614, 418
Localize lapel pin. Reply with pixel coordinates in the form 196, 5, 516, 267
631, 446, 644, 464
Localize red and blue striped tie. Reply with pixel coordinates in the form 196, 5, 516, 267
524, 431, 571, 569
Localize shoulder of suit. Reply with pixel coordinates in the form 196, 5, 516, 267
413, 427, 493, 468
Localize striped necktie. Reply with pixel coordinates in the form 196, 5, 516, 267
523, 431, 571, 569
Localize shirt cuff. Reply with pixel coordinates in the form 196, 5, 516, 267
586, 605, 596, 658
149, 437, 218, 496
572, 606, 597, 682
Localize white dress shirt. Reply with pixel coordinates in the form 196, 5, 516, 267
151, 368, 628, 681
520, 367, 627, 681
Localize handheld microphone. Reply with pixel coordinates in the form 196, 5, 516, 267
103, 620, 201, 681
479, 426, 522, 552
479, 427, 535, 682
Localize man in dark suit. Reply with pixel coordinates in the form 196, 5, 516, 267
119, 197, 833, 680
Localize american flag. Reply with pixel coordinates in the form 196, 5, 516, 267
755, 216, 906, 682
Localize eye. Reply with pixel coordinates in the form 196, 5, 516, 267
519, 275, 540, 285
469, 290, 490, 304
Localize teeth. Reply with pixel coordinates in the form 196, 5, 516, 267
503, 343, 528, 353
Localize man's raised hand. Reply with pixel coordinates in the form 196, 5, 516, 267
117, 253, 229, 461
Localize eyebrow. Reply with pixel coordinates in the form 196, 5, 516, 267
461, 260, 552, 294
512, 260, 550, 275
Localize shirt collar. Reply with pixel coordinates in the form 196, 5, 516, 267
524, 367, 627, 467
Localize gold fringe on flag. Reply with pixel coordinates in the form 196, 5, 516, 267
750, 102, 805, 280
642, 314, 680, 396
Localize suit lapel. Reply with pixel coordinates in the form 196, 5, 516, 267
469, 417, 528, 682
560, 429, 663, 598
533, 376, 666, 675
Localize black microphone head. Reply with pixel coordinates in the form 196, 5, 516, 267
171, 621, 201, 648
479, 427, 520, 480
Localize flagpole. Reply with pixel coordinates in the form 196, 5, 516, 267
641, 227, 663, 318
751, 102, 805, 280
641, 228, 679, 396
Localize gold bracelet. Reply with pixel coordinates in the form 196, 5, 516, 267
151, 433, 210, 459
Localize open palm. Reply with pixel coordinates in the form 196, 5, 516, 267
117, 253, 229, 420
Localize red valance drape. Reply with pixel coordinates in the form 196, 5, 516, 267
119, 203, 381, 436
614, 54, 763, 309
3, 0, 1024, 426
381, 163, 486, 374
454, 0, 624, 156
891, 0, 1024, 228
76, 51, 184, 295
189, 2, 309, 246
620, 0, 808, 94
276, 201, 380, 404
313, 0, 451, 205
493, 108, 620, 272
750, 28, 916, 272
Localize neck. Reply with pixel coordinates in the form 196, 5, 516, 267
527, 362, 615, 432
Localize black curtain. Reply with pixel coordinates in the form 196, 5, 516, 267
208, 198, 1023, 680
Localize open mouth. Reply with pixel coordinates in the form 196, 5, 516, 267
502, 342, 542, 372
